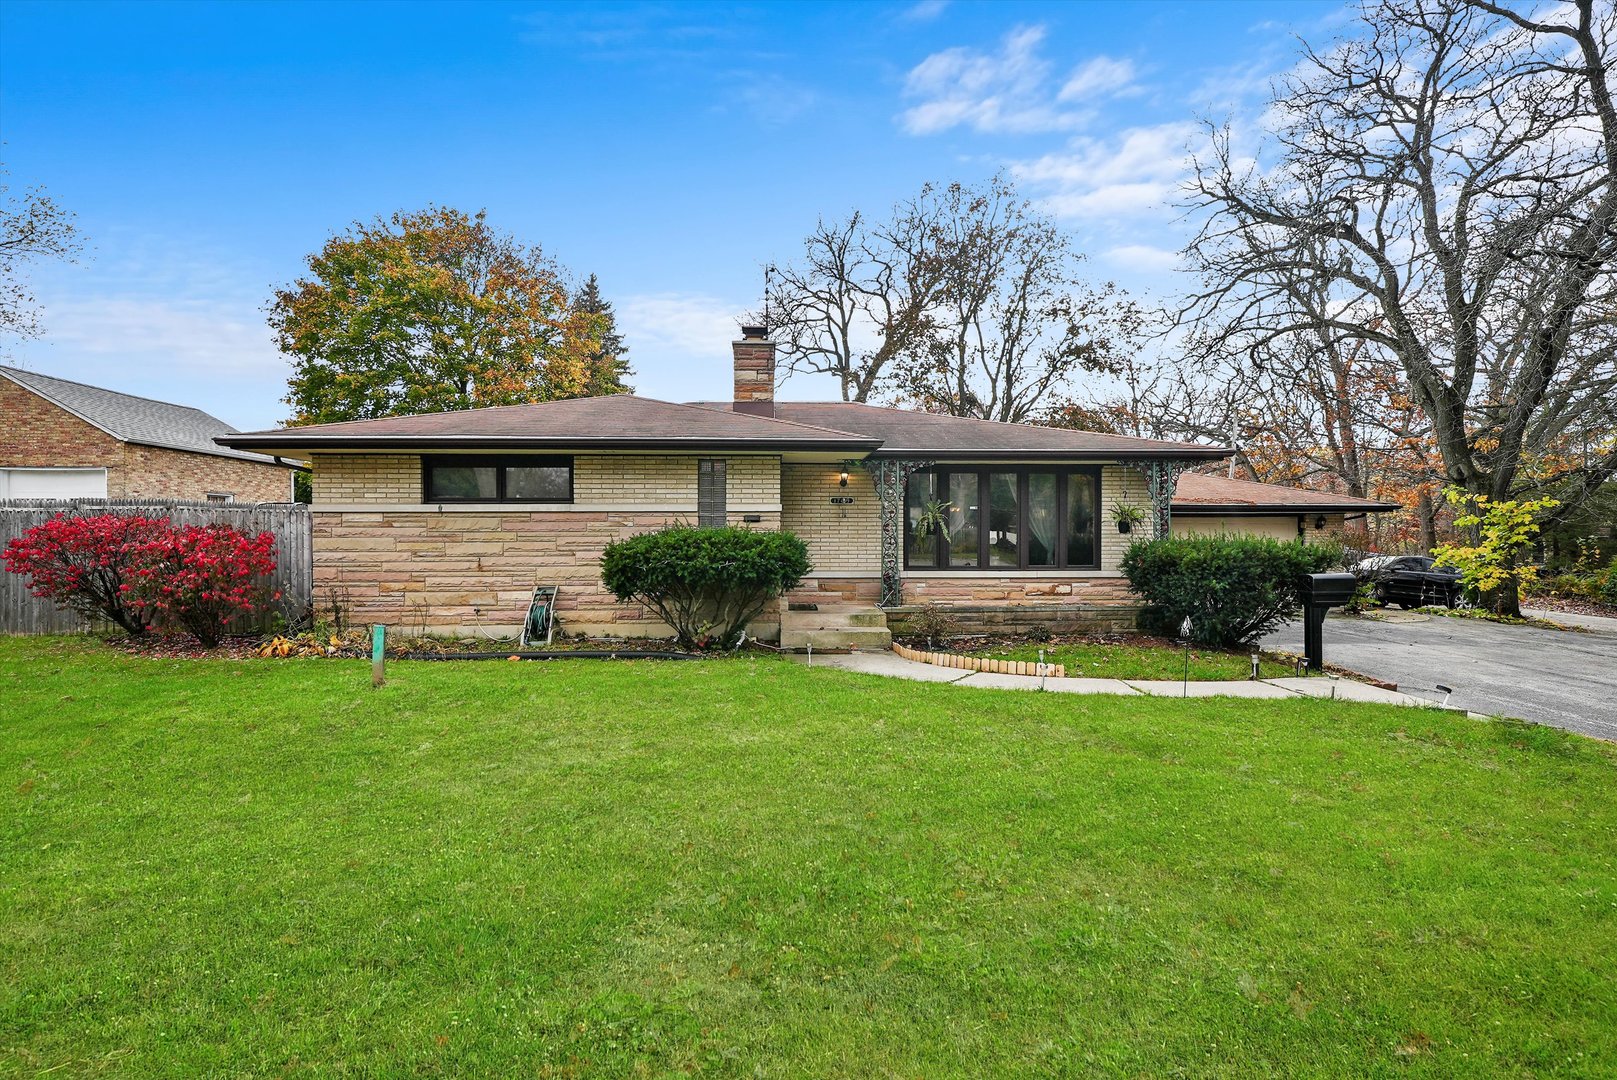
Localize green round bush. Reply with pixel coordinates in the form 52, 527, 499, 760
1121, 536, 1339, 648
600, 525, 811, 649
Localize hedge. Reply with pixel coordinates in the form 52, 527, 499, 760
1121, 536, 1340, 648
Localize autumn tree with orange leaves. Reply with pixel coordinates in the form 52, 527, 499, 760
272, 207, 628, 425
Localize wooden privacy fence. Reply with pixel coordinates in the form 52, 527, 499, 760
0, 499, 313, 635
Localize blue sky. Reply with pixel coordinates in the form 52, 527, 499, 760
0, 0, 1344, 430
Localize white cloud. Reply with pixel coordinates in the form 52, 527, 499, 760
899, 0, 949, 23
900, 26, 1139, 136
619, 292, 744, 358
42, 296, 281, 376
1058, 56, 1139, 102
1104, 244, 1180, 273
1013, 121, 1202, 221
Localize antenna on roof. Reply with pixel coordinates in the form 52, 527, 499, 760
762, 263, 775, 334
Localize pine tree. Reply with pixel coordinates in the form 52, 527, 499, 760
570, 273, 632, 395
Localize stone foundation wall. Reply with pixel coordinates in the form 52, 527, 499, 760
887, 602, 1142, 637
312, 508, 783, 639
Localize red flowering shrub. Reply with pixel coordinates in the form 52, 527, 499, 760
124, 524, 279, 647
3, 515, 280, 646
2, 514, 169, 634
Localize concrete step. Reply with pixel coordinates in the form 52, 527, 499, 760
780, 626, 894, 651
783, 607, 889, 629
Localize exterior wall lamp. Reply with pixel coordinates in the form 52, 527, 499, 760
839, 469, 849, 488
1314, 515, 1327, 530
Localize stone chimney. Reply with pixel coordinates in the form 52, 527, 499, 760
732, 324, 776, 417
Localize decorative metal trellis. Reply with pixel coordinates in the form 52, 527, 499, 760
863, 457, 932, 608
1124, 459, 1193, 539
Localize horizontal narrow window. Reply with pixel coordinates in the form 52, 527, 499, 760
422, 456, 573, 504
904, 466, 1099, 571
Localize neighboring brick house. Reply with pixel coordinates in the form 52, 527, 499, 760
0, 365, 300, 502
218, 329, 1396, 645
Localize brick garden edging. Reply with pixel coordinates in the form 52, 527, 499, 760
892, 642, 1065, 678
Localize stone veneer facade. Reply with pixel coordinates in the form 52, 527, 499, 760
310, 453, 783, 636
1, 377, 294, 502
310, 453, 1179, 639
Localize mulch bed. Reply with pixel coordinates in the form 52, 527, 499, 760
108, 631, 704, 661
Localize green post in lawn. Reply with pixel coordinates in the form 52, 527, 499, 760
371, 624, 385, 688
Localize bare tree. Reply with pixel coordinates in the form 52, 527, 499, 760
0, 168, 82, 341
763, 194, 949, 402
1184, 0, 1617, 612
900, 176, 1150, 423
767, 175, 1145, 419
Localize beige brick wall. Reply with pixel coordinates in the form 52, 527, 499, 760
781, 463, 880, 576
1100, 464, 1152, 569
1, 378, 293, 502
1175, 512, 1346, 543
311, 454, 420, 503
313, 453, 781, 509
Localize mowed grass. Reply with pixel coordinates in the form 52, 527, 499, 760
971, 638, 1296, 680
2, 638, 1615, 1077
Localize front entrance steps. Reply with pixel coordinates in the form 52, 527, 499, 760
780, 604, 892, 651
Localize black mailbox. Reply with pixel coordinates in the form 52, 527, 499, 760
1299, 572, 1356, 608
1297, 572, 1357, 671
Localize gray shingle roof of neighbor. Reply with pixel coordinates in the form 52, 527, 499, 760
1172, 472, 1401, 512
216, 395, 883, 452
0, 364, 293, 467
692, 401, 1231, 460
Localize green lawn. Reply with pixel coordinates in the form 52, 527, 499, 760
2, 637, 1614, 1077
971, 638, 1297, 680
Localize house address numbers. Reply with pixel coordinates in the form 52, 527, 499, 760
830, 496, 856, 505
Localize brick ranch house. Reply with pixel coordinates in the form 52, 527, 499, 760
1, 365, 301, 503
217, 329, 1394, 646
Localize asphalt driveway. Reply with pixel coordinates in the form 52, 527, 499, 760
1263, 609, 1617, 741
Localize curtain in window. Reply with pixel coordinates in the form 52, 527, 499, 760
1026, 473, 1058, 566
948, 473, 980, 568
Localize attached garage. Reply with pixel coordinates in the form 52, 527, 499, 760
1171, 473, 1400, 543
0, 467, 109, 500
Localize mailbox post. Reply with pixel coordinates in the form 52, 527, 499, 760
1297, 572, 1357, 672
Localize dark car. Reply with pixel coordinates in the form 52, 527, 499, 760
1353, 555, 1464, 609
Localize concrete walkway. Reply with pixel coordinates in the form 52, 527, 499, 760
793, 649, 1436, 707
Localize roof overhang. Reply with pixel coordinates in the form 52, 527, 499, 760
1172, 501, 1401, 514
867, 447, 1231, 462
215, 434, 882, 455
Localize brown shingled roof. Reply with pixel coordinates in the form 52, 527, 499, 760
217, 395, 880, 453
1172, 472, 1400, 512
693, 401, 1229, 460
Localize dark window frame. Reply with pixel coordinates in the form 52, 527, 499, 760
421, 455, 575, 504
903, 465, 1101, 572
697, 457, 728, 527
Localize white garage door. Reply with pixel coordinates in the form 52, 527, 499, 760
0, 467, 110, 499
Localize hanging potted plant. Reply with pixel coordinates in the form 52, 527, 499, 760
1111, 501, 1146, 535
913, 499, 954, 544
